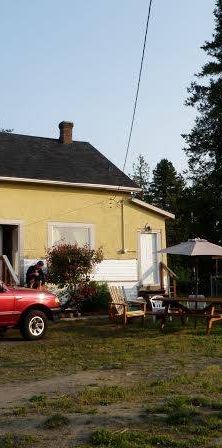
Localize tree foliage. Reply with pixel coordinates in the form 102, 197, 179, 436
149, 159, 185, 213
183, 1, 222, 180
46, 243, 103, 293
131, 154, 150, 198
182, 0, 222, 244
0, 128, 13, 133
149, 160, 185, 247
128, 3, 222, 290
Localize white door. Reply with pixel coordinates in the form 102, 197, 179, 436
138, 232, 160, 286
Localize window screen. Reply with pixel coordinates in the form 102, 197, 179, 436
52, 225, 90, 246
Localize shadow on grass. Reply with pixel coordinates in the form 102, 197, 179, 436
0, 334, 50, 343
57, 320, 171, 339
1, 317, 220, 345
56, 317, 215, 340
0, 338, 24, 343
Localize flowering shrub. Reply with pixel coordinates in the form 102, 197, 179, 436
46, 243, 103, 309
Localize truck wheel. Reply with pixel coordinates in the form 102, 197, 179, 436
20, 310, 48, 340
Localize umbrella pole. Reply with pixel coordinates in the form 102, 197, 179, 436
216, 259, 218, 297
193, 258, 199, 330
196, 258, 199, 296
192, 259, 199, 296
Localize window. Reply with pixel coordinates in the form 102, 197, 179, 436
48, 223, 94, 248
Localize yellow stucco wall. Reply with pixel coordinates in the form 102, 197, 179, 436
0, 182, 167, 260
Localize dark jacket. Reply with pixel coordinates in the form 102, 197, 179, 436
26, 265, 45, 287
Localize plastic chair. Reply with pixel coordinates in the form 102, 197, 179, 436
150, 295, 166, 323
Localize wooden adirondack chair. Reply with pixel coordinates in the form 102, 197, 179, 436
108, 286, 146, 325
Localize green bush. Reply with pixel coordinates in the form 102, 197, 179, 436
80, 282, 109, 313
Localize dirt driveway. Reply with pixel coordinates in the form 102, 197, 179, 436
0, 368, 138, 408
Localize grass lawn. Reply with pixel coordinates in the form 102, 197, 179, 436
1, 318, 222, 447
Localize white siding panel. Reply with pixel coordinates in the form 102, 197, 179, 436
23, 258, 138, 284
93, 259, 138, 282
23, 258, 140, 300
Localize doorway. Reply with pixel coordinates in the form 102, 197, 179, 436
138, 232, 160, 286
0, 224, 20, 276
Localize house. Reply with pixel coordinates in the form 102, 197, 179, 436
0, 121, 174, 293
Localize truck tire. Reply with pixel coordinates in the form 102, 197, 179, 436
20, 310, 48, 340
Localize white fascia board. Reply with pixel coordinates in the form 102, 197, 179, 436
130, 198, 175, 219
0, 176, 141, 193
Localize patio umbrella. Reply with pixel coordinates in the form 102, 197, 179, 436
159, 238, 222, 295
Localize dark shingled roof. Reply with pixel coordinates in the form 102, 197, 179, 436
0, 133, 139, 190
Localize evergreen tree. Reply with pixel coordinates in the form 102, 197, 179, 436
149, 159, 185, 212
149, 159, 185, 246
182, 0, 222, 243
183, 1, 222, 179
131, 154, 150, 199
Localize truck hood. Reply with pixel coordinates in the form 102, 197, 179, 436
8, 286, 56, 299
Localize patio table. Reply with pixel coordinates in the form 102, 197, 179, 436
140, 291, 222, 335
163, 297, 222, 334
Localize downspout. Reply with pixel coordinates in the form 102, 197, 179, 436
121, 200, 126, 254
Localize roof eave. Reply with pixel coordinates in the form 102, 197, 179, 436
130, 198, 175, 219
0, 176, 141, 193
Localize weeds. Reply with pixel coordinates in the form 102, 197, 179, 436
29, 393, 98, 415
0, 433, 38, 447
29, 394, 47, 404
77, 385, 134, 406
42, 413, 69, 429
11, 406, 27, 417
25, 385, 148, 415
90, 428, 206, 448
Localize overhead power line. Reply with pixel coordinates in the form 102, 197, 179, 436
123, 0, 153, 172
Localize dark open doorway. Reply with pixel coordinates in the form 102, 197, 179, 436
0, 224, 19, 276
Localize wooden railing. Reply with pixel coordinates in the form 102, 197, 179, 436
159, 261, 177, 298
0, 255, 20, 286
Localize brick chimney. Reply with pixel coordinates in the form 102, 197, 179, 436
59, 121, 74, 144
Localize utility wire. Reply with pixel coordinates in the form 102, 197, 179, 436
122, 0, 153, 172
4, 5, 154, 229
24, 199, 108, 227
23, 196, 122, 228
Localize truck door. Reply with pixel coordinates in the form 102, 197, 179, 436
0, 286, 16, 325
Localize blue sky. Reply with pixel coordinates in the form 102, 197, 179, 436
0, 0, 214, 176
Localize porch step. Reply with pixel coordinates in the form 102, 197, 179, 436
139, 287, 166, 297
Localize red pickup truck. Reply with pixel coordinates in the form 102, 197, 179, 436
0, 283, 61, 340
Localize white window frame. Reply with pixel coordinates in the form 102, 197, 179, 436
48, 222, 95, 249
